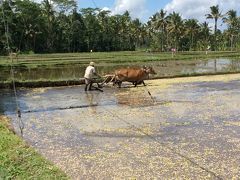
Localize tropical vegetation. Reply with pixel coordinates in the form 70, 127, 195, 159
0, 0, 240, 55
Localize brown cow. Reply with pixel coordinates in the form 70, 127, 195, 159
114, 66, 156, 88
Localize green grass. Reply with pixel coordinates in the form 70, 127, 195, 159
0, 116, 69, 180
0, 51, 240, 68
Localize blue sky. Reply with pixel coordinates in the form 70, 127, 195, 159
77, 0, 170, 14
77, 0, 240, 25
78, 0, 170, 22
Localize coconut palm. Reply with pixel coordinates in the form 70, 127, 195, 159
206, 5, 223, 50
198, 22, 211, 50
206, 5, 223, 35
223, 10, 238, 28
155, 9, 168, 51
167, 12, 184, 50
147, 9, 168, 51
81, 8, 101, 51
97, 10, 111, 51
131, 18, 145, 49
184, 19, 200, 50
223, 10, 238, 51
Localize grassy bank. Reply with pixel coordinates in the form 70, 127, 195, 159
0, 116, 69, 179
1, 51, 240, 68
0, 79, 85, 88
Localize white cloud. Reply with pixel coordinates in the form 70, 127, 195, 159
32, 0, 42, 3
102, 7, 111, 11
164, 0, 240, 23
111, 0, 147, 19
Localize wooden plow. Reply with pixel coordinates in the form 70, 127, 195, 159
90, 74, 115, 92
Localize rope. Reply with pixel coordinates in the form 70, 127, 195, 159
1, 1, 24, 136
10, 56, 24, 136
142, 84, 155, 103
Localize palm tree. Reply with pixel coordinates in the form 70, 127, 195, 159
146, 14, 157, 49
205, 5, 223, 50
198, 22, 211, 50
206, 5, 222, 35
223, 10, 238, 51
118, 11, 133, 50
70, 9, 87, 52
237, 17, 240, 51
97, 10, 111, 51
81, 8, 101, 51
167, 12, 184, 50
184, 19, 200, 50
155, 9, 168, 51
223, 10, 237, 28
147, 10, 168, 51
131, 18, 144, 49
42, 0, 55, 51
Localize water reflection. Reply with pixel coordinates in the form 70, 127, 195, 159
0, 89, 17, 114
1, 58, 240, 82
195, 59, 240, 73
85, 92, 97, 114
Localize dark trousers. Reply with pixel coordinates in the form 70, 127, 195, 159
85, 78, 93, 91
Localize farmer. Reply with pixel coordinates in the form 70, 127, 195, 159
84, 61, 100, 91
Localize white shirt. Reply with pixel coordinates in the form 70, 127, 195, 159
84, 65, 96, 79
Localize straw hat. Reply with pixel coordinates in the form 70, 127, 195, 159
89, 61, 95, 66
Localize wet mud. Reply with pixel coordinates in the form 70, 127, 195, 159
2, 74, 240, 179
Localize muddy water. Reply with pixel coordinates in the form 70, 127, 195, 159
1, 74, 240, 179
1, 58, 240, 82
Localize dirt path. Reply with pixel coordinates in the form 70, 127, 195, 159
6, 74, 240, 179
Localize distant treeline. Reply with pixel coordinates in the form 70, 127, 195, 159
0, 0, 240, 54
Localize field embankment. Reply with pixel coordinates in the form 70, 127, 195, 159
0, 115, 69, 179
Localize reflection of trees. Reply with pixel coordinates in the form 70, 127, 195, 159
3, 65, 87, 82
0, 90, 16, 114
0, 99, 4, 114
212, 59, 240, 72
230, 59, 240, 71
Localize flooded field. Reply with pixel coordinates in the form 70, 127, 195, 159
1, 74, 240, 179
1, 58, 240, 82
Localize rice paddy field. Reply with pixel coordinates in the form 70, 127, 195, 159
1, 51, 240, 179
0, 51, 240, 87
1, 74, 240, 179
